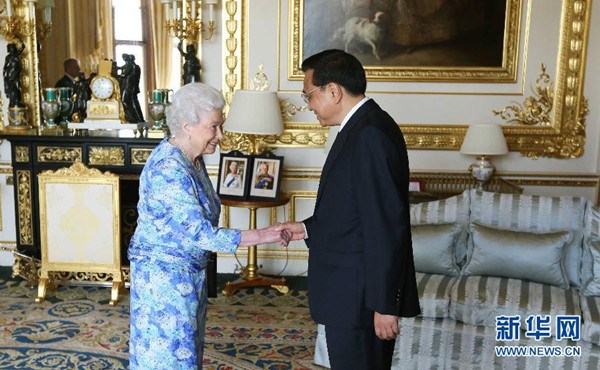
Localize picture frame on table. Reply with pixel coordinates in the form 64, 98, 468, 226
217, 151, 251, 200
249, 152, 284, 200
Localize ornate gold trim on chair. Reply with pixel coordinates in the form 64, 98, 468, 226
36, 162, 122, 305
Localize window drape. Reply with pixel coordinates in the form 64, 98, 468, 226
149, 0, 173, 89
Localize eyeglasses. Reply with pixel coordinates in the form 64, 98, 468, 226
301, 85, 324, 103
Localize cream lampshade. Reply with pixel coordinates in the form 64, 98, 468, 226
225, 90, 284, 154
460, 124, 508, 190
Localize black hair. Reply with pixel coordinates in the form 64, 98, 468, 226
63, 58, 79, 71
301, 49, 366, 96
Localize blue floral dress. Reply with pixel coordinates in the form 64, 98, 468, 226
128, 139, 240, 369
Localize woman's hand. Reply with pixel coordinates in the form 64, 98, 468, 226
239, 223, 291, 248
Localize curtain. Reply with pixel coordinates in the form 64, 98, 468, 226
96, 0, 114, 62
150, 0, 172, 88
66, 0, 103, 73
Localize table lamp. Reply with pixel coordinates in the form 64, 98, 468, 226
225, 90, 284, 155
460, 124, 508, 190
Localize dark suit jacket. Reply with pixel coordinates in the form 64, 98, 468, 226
55, 75, 75, 89
304, 99, 420, 329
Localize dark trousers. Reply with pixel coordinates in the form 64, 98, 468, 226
325, 325, 396, 370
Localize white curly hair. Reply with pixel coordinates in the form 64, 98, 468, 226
165, 83, 225, 138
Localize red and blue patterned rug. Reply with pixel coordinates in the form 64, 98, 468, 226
0, 271, 319, 369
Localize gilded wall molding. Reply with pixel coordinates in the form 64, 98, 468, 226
282, 100, 307, 119
493, 63, 589, 159
221, 123, 329, 152
401, 125, 467, 150
222, 0, 246, 106
24, 5, 41, 128
493, 64, 553, 126
263, 123, 328, 148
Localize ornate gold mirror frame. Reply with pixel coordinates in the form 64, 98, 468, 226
220, 0, 590, 159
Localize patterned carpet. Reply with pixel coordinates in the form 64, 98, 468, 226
0, 269, 320, 369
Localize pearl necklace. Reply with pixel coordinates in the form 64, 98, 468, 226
169, 137, 197, 164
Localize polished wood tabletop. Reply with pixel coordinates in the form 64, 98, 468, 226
220, 193, 291, 209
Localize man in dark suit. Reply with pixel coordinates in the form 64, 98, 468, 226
281, 49, 420, 369
55, 58, 80, 89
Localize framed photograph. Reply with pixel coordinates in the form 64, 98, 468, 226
217, 151, 251, 199
249, 153, 284, 200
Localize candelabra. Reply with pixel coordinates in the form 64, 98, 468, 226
163, 0, 217, 43
0, 0, 36, 42
35, 0, 53, 42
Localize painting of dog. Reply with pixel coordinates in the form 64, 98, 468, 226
298, 0, 514, 81
332, 11, 387, 61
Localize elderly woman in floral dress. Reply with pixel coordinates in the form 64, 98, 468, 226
128, 83, 289, 369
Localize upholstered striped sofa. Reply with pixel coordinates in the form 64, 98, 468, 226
314, 190, 600, 369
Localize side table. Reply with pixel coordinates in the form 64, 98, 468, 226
220, 193, 291, 296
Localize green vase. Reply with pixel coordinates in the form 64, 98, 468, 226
41, 88, 61, 127
57, 87, 74, 124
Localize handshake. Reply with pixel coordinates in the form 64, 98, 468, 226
239, 222, 306, 248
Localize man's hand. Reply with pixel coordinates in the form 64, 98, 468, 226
258, 223, 291, 247
277, 221, 307, 241
239, 223, 291, 248
374, 312, 399, 340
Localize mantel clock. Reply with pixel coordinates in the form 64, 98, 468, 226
86, 60, 125, 121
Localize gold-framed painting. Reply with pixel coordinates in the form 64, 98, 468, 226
219, 0, 590, 159
289, 0, 521, 82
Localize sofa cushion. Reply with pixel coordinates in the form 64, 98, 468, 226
416, 272, 456, 318
412, 223, 462, 276
580, 295, 600, 345
582, 239, 600, 296
411, 191, 470, 265
462, 222, 571, 288
469, 190, 586, 288
449, 275, 580, 331
583, 203, 600, 295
